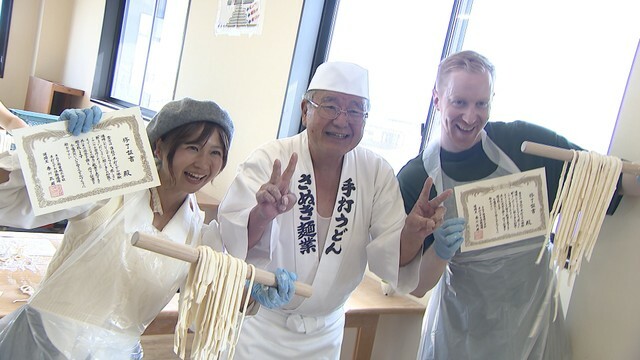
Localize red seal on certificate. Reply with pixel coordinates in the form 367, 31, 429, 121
49, 184, 64, 198
474, 230, 483, 241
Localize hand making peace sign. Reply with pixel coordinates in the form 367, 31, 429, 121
404, 176, 453, 246
254, 153, 299, 222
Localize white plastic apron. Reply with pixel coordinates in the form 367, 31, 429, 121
0, 190, 201, 359
417, 131, 570, 360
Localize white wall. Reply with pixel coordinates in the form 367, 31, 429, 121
175, 0, 304, 199
565, 42, 640, 360
60, 0, 105, 101
33, 0, 74, 82
0, 0, 41, 108
0, 0, 91, 108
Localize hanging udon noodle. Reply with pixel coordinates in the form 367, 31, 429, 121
537, 150, 622, 278
174, 245, 256, 360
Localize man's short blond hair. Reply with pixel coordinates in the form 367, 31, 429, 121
435, 50, 496, 92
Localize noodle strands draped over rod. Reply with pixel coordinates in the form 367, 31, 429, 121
520, 141, 626, 277
130, 231, 312, 359
174, 246, 255, 360
538, 149, 622, 277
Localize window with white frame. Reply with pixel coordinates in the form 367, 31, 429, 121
93, 0, 190, 117
325, 0, 640, 173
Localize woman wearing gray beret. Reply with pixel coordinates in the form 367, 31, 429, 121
0, 97, 296, 358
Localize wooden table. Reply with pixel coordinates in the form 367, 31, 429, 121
0, 231, 61, 313
195, 191, 220, 224
343, 275, 425, 359
0, 231, 425, 360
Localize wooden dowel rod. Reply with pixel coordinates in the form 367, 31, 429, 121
521, 141, 640, 176
131, 232, 312, 298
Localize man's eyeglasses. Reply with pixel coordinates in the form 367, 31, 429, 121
307, 100, 368, 124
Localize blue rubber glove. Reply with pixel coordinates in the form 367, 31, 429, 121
60, 105, 102, 136
250, 268, 297, 309
433, 217, 466, 260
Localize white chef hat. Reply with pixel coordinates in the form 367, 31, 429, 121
307, 61, 369, 101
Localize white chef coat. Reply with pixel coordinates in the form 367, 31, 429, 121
218, 131, 420, 359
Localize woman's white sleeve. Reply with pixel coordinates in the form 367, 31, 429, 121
0, 151, 92, 228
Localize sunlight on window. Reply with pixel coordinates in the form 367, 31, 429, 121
111, 0, 189, 111
462, 0, 640, 154
329, 0, 640, 170
328, 1, 454, 173
142, 0, 189, 111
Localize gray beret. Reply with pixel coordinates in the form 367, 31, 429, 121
147, 97, 234, 147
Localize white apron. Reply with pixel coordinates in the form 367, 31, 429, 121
417, 131, 570, 360
0, 190, 205, 359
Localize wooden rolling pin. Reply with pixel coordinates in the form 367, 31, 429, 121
521, 141, 640, 176
131, 231, 312, 298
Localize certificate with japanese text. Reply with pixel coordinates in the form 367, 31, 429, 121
455, 167, 549, 252
13, 107, 160, 215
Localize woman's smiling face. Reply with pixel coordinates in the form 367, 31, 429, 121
156, 126, 225, 196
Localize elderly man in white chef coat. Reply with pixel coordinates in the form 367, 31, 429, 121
218, 61, 453, 359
